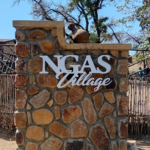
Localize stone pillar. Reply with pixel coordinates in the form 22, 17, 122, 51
13, 21, 131, 150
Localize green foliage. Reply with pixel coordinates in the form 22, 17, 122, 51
135, 3, 149, 30
96, 17, 108, 33
132, 32, 150, 62
136, 33, 150, 50
89, 32, 113, 43
133, 53, 144, 62
132, 43, 139, 50
116, 0, 150, 30
89, 33, 99, 43
90, 17, 108, 35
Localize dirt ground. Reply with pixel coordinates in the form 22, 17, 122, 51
129, 63, 143, 74
0, 127, 16, 150
0, 127, 150, 150
136, 139, 150, 150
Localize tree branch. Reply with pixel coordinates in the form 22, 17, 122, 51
34, 0, 53, 20
100, 37, 105, 43
78, 10, 82, 25
99, 0, 104, 9
65, 33, 73, 40
76, 6, 82, 25
125, 32, 141, 45
108, 25, 120, 43
77, 3, 89, 32
12, 0, 21, 6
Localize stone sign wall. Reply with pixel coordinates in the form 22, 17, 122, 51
13, 21, 131, 150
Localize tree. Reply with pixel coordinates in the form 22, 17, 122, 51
117, 0, 150, 62
116, 0, 150, 51
116, 0, 143, 27
13, 0, 123, 43
134, 1, 150, 51
135, 0, 150, 31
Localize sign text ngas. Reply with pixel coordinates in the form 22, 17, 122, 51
40, 55, 112, 91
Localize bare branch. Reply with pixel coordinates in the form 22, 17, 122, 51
77, 3, 89, 32
99, 0, 104, 9
101, 37, 105, 43
34, 0, 53, 20
125, 32, 141, 45
12, 0, 21, 6
78, 11, 82, 25
13, 0, 123, 44
107, 25, 120, 43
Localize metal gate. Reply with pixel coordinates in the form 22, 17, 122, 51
0, 74, 15, 132
128, 76, 150, 137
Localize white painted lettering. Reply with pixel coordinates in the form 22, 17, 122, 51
40, 55, 112, 91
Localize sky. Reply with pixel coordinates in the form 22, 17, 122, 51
0, 0, 32, 39
0, 0, 142, 55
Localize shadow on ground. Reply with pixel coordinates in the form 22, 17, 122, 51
0, 127, 15, 141
128, 137, 150, 150
136, 139, 150, 150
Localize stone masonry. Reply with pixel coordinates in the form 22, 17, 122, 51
13, 21, 131, 150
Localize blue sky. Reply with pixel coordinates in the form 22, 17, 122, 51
0, 0, 141, 39
0, 0, 142, 55
0, 0, 32, 39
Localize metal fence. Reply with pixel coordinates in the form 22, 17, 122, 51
0, 44, 16, 74
0, 74, 15, 132
128, 75, 150, 137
